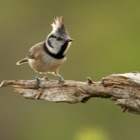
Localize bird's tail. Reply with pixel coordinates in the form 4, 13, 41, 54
16, 58, 29, 65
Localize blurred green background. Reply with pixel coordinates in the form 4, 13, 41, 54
0, 0, 140, 140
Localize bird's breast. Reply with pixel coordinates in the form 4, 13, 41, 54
28, 52, 66, 73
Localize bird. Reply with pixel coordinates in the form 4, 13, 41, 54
16, 17, 73, 88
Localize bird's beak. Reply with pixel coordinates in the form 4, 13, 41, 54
67, 39, 73, 42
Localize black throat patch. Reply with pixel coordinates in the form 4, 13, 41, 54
43, 42, 68, 59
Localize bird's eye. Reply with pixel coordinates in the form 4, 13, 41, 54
49, 35, 62, 41
57, 37, 63, 41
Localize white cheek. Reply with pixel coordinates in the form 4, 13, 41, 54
46, 41, 63, 54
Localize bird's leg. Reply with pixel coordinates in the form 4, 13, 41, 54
54, 72, 65, 84
35, 73, 41, 88
42, 75, 49, 81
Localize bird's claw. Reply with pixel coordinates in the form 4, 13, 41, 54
58, 77, 65, 84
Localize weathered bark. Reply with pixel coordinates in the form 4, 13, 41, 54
1, 72, 140, 115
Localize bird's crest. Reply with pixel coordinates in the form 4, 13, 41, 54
51, 17, 64, 29
51, 17, 67, 34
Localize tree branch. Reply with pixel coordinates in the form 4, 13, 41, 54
1, 72, 140, 115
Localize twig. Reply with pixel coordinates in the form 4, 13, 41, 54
1, 72, 140, 115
